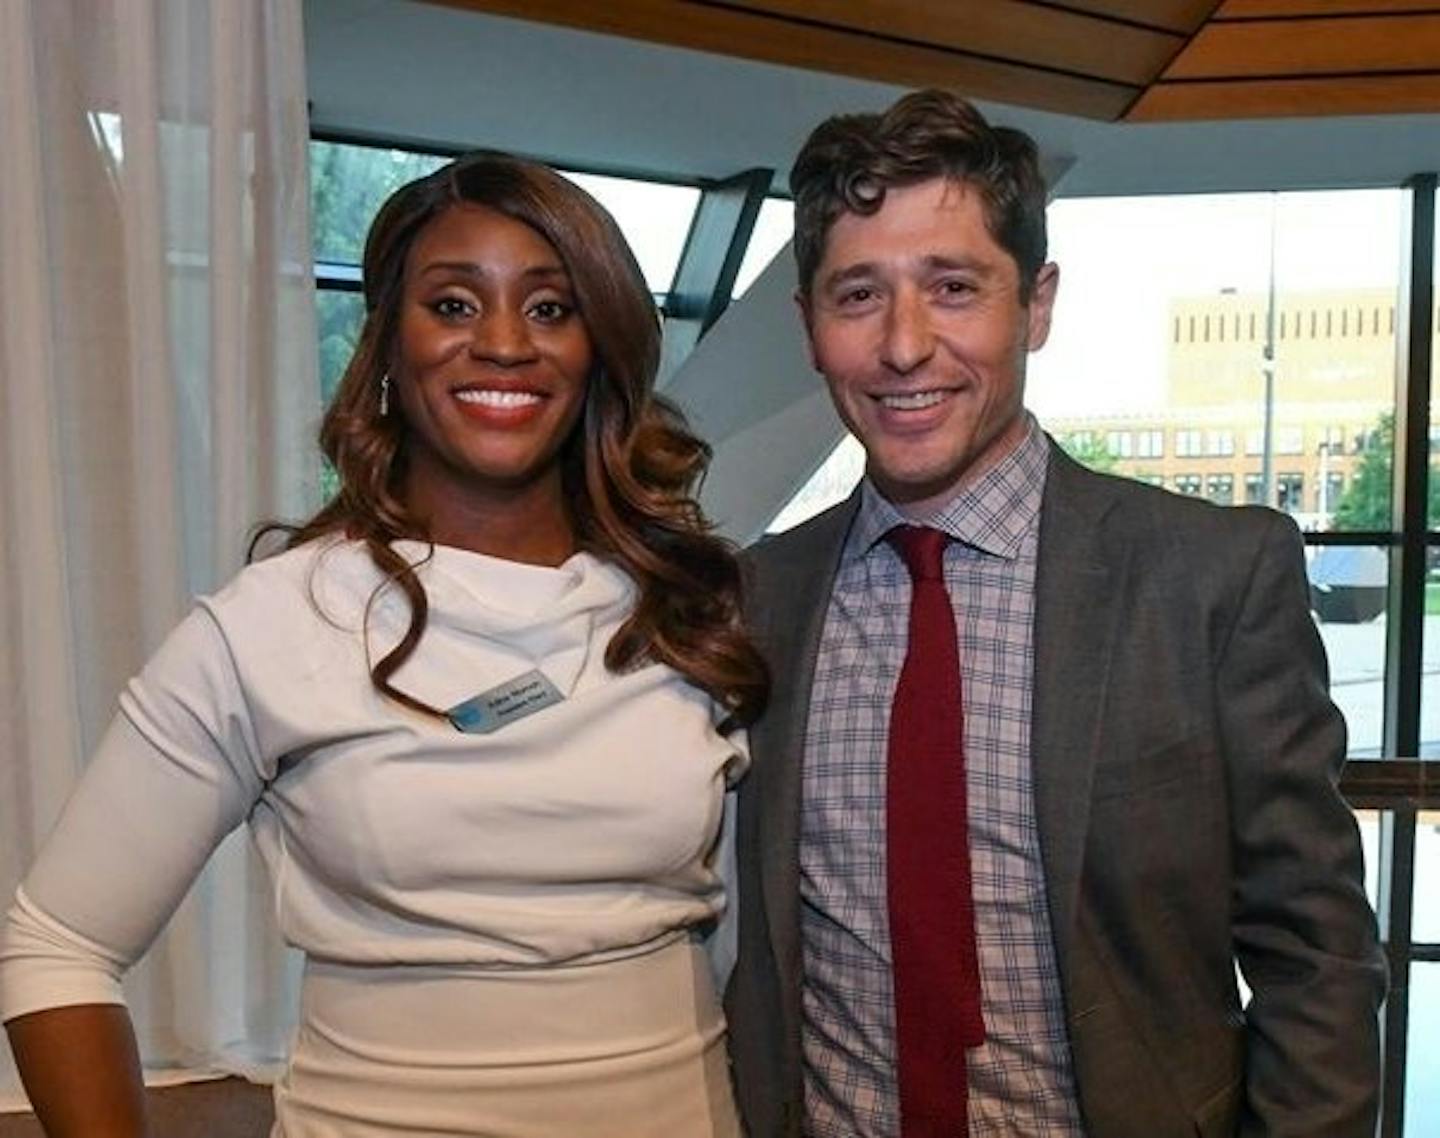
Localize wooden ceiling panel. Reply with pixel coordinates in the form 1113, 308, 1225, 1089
417, 0, 1440, 123
1217, 0, 1440, 16
1051, 0, 1220, 34
1166, 14, 1440, 78
709, 0, 1184, 86
427, 0, 1139, 119
1128, 71, 1440, 119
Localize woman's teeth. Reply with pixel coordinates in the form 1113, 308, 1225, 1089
455, 389, 542, 407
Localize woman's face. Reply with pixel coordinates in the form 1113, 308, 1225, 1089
393, 202, 593, 515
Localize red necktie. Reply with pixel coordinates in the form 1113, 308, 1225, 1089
886, 525, 984, 1137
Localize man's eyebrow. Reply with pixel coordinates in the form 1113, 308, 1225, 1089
921, 253, 997, 276
817, 262, 879, 292
818, 254, 998, 292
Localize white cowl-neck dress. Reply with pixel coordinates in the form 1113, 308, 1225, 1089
0, 539, 747, 1136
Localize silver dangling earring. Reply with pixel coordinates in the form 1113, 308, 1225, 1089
379, 372, 390, 417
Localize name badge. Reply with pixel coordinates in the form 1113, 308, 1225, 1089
447, 669, 565, 735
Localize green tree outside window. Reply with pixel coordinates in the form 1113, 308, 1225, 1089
1331, 411, 1440, 532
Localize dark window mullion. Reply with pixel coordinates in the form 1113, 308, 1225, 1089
1378, 808, 1418, 1138
316, 262, 363, 293
1385, 173, 1436, 760
1377, 171, 1437, 1138
1302, 531, 1399, 548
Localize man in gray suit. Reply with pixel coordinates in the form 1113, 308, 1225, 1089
725, 89, 1386, 1138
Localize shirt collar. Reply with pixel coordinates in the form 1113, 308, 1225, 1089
844, 412, 1050, 564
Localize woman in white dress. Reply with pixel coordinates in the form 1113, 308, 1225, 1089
0, 152, 767, 1137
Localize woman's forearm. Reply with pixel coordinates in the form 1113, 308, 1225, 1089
6, 1004, 148, 1137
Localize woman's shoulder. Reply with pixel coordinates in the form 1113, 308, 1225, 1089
202, 536, 381, 632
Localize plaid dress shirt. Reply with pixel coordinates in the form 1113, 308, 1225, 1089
799, 417, 1086, 1136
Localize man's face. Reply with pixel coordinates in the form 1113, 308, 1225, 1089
800, 178, 1058, 516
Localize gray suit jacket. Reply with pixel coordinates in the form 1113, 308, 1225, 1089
726, 442, 1386, 1138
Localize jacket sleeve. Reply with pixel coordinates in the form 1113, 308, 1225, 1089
1218, 512, 1387, 1137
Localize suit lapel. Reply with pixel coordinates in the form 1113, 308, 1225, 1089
751, 493, 859, 1018
1032, 445, 1126, 982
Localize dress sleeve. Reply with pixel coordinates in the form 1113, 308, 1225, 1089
0, 605, 267, 1022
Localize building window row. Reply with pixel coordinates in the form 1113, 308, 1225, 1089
1174, 305, 1396, 344
1071, 425, 1373, 463
1159, 471, 1323, 510
1071, 426, 1339, 461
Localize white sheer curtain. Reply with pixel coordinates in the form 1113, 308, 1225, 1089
0, 0, 318, 1105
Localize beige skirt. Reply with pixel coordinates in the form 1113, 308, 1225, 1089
271, 934, 741, 1137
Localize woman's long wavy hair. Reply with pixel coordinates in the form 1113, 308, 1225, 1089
285, 152, 767, 726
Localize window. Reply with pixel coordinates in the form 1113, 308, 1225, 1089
1416, 813, 1440, 942
1409, 960, 1440, 1136
732, 197, 795, 298
566, 171, 701, 296
1175, 429, 1203, 457
1406, 810, 1440, 1133
1174, 474, 1203, 496
1106, 431, 1133, 458
1318, 472, 1345, 514
1276, 473, 1304, 512
1206, 430, 1235, 457
1206, 474, 1235, 505
310, 140, 448, 269
317, 292, 366, 403
1136, 430, 1164, 458
1276, 426, 1305, 455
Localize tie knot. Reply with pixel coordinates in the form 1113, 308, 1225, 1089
887, 525, 949, 583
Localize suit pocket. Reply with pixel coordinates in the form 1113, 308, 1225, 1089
1091, 733, 1213, 801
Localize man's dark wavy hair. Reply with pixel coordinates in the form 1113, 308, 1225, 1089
790, 89, 1048, 301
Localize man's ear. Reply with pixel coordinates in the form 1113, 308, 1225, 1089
1026, 262, 1059, 351
795, 287, 821, 373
